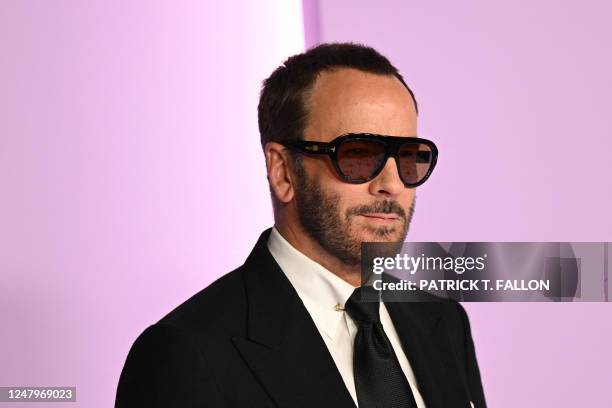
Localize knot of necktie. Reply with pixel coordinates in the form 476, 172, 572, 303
345, 286, 381, 323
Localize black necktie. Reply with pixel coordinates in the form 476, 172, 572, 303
345, 286, 418, 408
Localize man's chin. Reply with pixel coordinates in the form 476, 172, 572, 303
351, 228, 406, 273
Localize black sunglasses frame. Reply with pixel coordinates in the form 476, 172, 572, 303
281, 133, 438, 188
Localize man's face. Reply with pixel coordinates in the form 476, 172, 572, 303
293, 68, 418, 266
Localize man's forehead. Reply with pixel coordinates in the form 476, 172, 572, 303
304, 68, 417, 141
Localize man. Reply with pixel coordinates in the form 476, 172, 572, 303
116, 43, 486, 408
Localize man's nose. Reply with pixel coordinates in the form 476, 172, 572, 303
367, 157, 404, 197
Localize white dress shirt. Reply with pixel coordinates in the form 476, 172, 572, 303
267, 227, 427, 407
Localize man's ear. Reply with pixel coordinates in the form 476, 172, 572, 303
265, 142, 296, 204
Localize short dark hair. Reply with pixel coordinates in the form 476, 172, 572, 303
258, 42, 418, 148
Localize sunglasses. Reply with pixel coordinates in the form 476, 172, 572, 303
281, 133, 438, 187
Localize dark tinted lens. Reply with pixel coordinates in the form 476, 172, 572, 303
337, 140, 386, 182
398, 143, 434, 185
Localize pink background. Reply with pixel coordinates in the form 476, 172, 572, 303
1, 1, 610, 407
311, 1, 612, 406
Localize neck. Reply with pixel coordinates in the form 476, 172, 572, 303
274, 222, 362, 287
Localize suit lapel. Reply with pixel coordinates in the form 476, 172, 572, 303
385, 297, 472, 408
232, 229, 356, 408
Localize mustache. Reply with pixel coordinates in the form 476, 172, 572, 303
346, 200, 408, 219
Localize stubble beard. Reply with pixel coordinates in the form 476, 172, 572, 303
293, 160, 415, 267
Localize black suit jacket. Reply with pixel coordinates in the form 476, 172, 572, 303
116, 228, 486, 407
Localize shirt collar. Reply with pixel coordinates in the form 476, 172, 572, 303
267, 226, 356, 339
